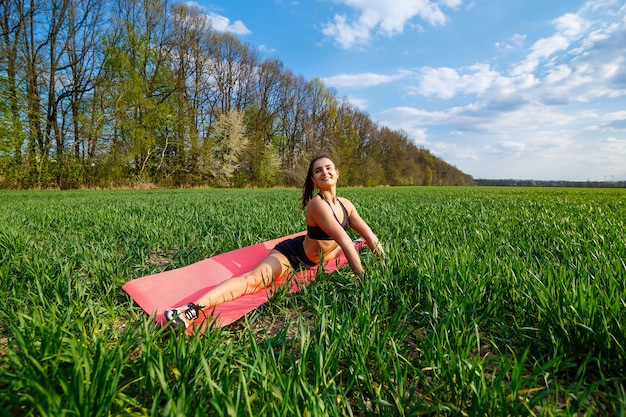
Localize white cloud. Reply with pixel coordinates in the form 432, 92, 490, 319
432, 142, 478, 160
495, 33, 526, 51
484, 136, 573, 157
322, 0, 626, 179
544, 64, 572, 84
344, 95, 369, 110
377, 106, 451, 127
511, 34, 570, 77
322, 0, 456, 48
180, 1, 252, 35
182, 2, 252, 35
580, 137, 626, 177
601, 136, 626, 153
512, 33, 527, 45
399, 0, 626, 107
484, 141, 524, 157
530, 35, 570, 59
322, 14, 370, 47
207, 12, 251, 35
411, 63, 500, 99
322, 71, 407, 88
258, 44, 276, 53
603, 110, 626, 122
439, 0, 463, 8
553, 13, 589, 39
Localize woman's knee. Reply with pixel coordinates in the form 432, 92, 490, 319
248, 257, 285, 292
240, 274, 264, 294
242, 267, 274, 293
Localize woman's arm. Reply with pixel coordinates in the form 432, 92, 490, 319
341, 198, 385, 257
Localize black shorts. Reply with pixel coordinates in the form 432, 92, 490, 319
274, 235, 317, 270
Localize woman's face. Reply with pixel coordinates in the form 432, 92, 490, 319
311, 158, 339, 187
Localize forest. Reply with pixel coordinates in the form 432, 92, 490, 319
0, 0, 474, 189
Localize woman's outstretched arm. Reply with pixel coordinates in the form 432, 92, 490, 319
342, 198, 385, 257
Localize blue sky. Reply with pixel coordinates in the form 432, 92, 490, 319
193, 0, 626, 181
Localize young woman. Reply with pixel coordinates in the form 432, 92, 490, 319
164, 155, 384, 333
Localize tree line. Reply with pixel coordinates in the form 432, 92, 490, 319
0, 0, 474, 189
475, 179, 626, 188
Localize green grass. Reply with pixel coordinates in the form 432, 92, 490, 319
0, 187, 624, 416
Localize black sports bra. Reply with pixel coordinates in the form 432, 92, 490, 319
307, 194, 350, 240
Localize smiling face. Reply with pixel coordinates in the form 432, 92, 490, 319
311, 157, 339, 188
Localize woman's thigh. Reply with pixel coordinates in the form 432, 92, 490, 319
243, 250, 291, 290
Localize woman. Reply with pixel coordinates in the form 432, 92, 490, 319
164, 155, 384, 333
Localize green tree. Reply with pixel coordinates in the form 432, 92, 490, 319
239, 59, 284, 186
103, 0, 177, 183
167, 2, 214, 185
0, 0, 26, 186
211, 108, 248, 187
0, 0, 474, 188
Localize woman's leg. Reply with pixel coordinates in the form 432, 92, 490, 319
194, 250, 290, 309
164, 250, 293, 333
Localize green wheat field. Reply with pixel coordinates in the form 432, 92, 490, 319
0, 187, 624, 416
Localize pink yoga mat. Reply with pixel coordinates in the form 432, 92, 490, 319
123, 231, 364, 331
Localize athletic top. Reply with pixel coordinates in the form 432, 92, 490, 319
307, 194, 350, 240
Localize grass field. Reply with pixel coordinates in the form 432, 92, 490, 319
0, 187, 624, 416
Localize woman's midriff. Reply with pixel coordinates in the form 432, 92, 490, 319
303, 235, 339, 262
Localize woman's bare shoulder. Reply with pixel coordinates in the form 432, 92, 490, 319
307, 195, 324, 208
305, 195, 325, 217
338, 197, 356, 211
